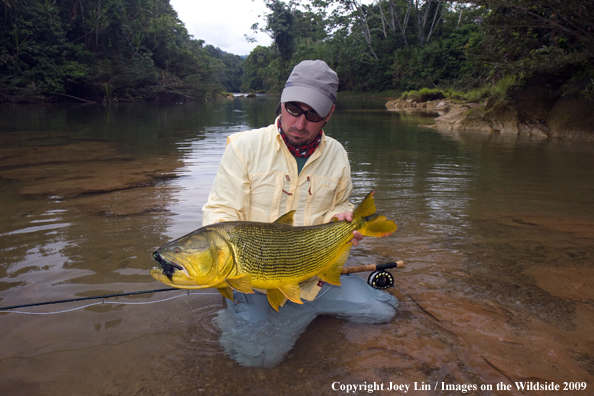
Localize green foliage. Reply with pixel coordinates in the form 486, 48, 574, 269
4, 0, 591, 103
0, 0, 225, 102
467, 0, 594, 98
243, 1, 491, 94
241, 46, 278, 93
242, 0, 330, 93
400, 75, 521, 103
392, 23, 484, 91
246, 0, 593, 103
492, 75, 518, 97
205, 45, 244, 93
401, 88, 445, 102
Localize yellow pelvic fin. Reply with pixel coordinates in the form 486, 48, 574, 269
274, 210, 295, 225
217, 287, 235, 301
279, 283, 303, 305
225, 274, 254, 293
353, 191, 377, 219
267, 289, 286, 312
317, 243, 352, 285
359, 215, 398, 237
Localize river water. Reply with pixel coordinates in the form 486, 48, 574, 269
0, 97, 593, 395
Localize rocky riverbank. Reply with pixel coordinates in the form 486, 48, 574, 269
386, 94, 594, 141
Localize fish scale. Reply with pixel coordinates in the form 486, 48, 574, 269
214, 220, 361, 282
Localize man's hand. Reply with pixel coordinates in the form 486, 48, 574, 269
332, 212, 363, 247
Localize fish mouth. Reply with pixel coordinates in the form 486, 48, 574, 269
152, 251, 184, 281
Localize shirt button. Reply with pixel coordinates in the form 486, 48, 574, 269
286, 175, 290, 181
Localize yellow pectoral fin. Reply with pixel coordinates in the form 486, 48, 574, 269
217, 286, 235, 301
267, 289, 286, 312
279, 283, 303, 305
317, 243, 352, 286
225, 274, 254, 294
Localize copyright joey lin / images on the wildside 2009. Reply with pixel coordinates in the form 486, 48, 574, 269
330, 380, 588, 393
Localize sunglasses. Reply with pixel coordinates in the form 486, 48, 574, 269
284, 102, 325, 123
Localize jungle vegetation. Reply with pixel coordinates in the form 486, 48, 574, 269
0, 0, 243, 102
1, 0, 593, 103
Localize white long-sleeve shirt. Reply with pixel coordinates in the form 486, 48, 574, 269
202, 117, 354, 227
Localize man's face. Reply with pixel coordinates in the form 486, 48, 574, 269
280, 102, 334, 147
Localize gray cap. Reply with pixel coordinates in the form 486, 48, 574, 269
280, 60, 338, 117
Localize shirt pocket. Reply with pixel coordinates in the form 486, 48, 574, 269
305, 175, 340, 225
249, 171, 285, 222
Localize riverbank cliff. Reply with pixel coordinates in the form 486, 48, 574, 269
386, 92, 594, 141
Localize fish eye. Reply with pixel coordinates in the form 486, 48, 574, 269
173, 247, 182, 253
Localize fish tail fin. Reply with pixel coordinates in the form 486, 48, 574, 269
353, 191, 397, 237
353, 191, 377, 219
359, 215, 398, 237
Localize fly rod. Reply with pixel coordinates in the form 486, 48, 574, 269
0, 261, 404, 311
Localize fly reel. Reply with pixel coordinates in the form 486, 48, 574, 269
367, 270, 395, 289
341, 261, 403, 289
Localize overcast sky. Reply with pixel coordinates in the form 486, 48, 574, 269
170, 0, 274, 56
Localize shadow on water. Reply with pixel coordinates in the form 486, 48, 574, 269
1, 97, 593, 395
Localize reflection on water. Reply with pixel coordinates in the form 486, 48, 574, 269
1, 98, 594, 395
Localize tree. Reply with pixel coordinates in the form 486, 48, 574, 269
246, 0, 329, 93
241, 45, 276, 92
205, 45, 244, 93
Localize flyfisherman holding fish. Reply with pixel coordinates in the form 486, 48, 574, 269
203, 60, 399, 367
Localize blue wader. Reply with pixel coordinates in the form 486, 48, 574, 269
213, 275, 399, 368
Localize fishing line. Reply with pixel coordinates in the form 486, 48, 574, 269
0, 291, 220, 315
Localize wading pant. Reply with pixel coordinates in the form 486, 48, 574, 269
213, 275, 399, 368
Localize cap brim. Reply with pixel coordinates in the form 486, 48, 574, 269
281, 86, 333, 118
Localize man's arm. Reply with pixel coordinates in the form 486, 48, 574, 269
321, 149, 354, 223
320, 155, 362, 246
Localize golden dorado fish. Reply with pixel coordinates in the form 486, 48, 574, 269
151, 191, 397, 311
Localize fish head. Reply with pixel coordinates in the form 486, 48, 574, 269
151, 229, 234, 289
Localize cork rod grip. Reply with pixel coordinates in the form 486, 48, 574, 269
340, 261, 404, 274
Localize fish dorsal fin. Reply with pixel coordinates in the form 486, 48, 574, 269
267, 289, 286, 311
274, 210, 295, 225
217, 286, 235, 301
279, 284, 303, 305
317, 243, 352, 285
225, 274, 254, 294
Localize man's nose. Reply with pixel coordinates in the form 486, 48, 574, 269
295, 113, 307, 129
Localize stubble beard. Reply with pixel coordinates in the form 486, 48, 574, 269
285, 127, 315, 148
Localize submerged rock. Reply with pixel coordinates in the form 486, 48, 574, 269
0, 140, 182, 199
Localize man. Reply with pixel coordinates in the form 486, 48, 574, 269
204, 60, 398, 368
